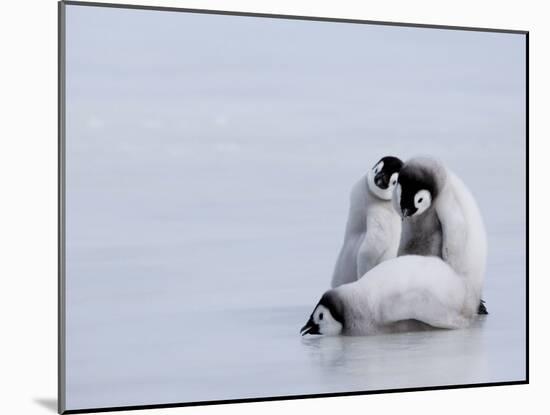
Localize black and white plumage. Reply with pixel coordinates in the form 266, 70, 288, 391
394, 157, 488, 315
302, 255, 473, 336
330, 156, 403, 288
301, 156, 489, 337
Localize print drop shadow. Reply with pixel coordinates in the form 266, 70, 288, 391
34, 398, 57, 412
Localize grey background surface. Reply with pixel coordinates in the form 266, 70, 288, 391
64, 4, 526, 410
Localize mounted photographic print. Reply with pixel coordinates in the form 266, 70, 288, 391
58, 1, 528, 413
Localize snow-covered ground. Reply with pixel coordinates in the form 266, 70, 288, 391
64, 5, 526, 411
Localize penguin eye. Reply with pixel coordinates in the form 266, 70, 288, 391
319, 312, 324, 321
392, 180, 396, 185
418, 197, 423, 203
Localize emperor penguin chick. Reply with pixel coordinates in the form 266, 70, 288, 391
393, 156, 488, 315
331, 156, 403, 288
303, 255, 472, 336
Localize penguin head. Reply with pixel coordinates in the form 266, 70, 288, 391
300, 291, 344, 336
367, 156, 404, 200
395, 162, 438, 218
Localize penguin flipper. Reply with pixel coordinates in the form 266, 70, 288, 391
436, 185, 468, 274
477, 299, 489, 315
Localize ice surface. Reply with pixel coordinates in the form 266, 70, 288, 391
64, 5, 526, 410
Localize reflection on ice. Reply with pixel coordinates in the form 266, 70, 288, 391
300, 318, 490, 389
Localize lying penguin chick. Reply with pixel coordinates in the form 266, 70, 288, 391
331, 156, 403, 288
303, 255, 472, 336
393, 157, 488, 315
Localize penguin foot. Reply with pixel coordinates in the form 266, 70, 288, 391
477, 299, 489, 315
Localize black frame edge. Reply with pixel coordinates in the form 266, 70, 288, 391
525, 31, 530, 384
62, 381, 528, 414
58, 1, 67, 414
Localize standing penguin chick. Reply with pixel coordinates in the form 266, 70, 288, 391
303, 255, 472, 336
394, 157, 488, 315
331, 156, 403, 288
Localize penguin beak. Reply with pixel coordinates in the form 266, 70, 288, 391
300, 316, 320, 336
